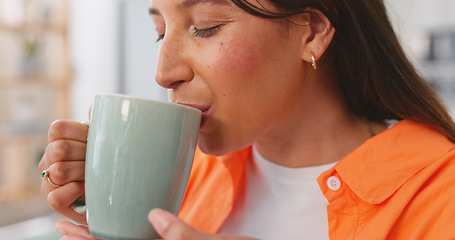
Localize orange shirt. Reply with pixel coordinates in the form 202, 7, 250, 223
178, 120, 455, 239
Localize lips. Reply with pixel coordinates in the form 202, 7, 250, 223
175, 102, 211, 128
177, 103, 208, 112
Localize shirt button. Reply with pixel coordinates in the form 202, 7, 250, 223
327, 176, 341, 191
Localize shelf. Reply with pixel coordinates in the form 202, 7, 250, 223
0, 130, 48, 143
0, 22, 67, 34
0, 76, 70, 89
0, 0, 70, 207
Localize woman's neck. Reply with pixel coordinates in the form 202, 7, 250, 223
253, 76, 387, 168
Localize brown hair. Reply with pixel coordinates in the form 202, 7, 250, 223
232, 0, 455, 142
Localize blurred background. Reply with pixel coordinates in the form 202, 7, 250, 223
0, 0, 454, 239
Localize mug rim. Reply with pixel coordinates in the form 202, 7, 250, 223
94, 93, 202, 114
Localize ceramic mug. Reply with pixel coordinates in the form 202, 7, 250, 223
83, 93, 201, 239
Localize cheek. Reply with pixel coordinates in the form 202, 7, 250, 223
195, 40, 266, 155
211, 39, 261, 82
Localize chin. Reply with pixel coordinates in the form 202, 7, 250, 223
197, 137, 241, 157
197, 142, 227, 157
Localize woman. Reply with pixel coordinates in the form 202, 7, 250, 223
39, 0, 455, 239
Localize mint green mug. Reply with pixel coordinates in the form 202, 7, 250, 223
84, 93, 201, 239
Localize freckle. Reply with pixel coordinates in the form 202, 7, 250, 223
219, 42, 224, 45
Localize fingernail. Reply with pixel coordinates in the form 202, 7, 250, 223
55, 224, 66, 235
149, 208, 174, 234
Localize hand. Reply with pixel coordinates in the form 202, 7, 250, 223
38, 120, 89, 224
56, 209, 257, 240
149, 209, 258, 240
55, 222, 100, 240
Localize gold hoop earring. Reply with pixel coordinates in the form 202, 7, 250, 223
311, 55, 317, 70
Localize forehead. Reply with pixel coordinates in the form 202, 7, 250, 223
178, 0, 230, 9
150, 0, 231, 14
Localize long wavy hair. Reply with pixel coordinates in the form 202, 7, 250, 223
232, 0, 455, 142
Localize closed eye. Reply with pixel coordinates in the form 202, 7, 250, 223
155, 24, 224, 42
192, 24, 224, 38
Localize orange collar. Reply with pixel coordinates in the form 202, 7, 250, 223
333, 120, 454, 204
179, 147, 251, 233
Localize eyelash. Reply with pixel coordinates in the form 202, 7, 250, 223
192, 24, 223, 38
156, 35, 165, 42
155, 24, 223, 42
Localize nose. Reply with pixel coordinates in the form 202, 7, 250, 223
155, 36, 194, 89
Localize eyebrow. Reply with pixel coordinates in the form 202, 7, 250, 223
149, 0, 229, 16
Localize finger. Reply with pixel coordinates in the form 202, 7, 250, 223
60, 236, 91, 240
47, 182, 87, 225
45, 161, 85, 186
40, 163, 63, 195
149, 209, 259, 240
149, 209, 208, 240
56, 221, 99, 240
38, 154, 48, 173
39, 140, 87, 172
48, 120, 89, 143
39, 160, 85, 194
60, 236, 92, 240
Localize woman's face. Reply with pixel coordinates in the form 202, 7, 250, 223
150, 0, 311, 156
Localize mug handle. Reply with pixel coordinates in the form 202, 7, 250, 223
70, 120, 90, 215
71, 196, 86, 215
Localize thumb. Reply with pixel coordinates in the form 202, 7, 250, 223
149, 208, 207, 240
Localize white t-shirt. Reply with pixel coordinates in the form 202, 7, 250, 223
219, 146, 336, 240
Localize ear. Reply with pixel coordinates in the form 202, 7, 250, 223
297, 7, 335, 67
